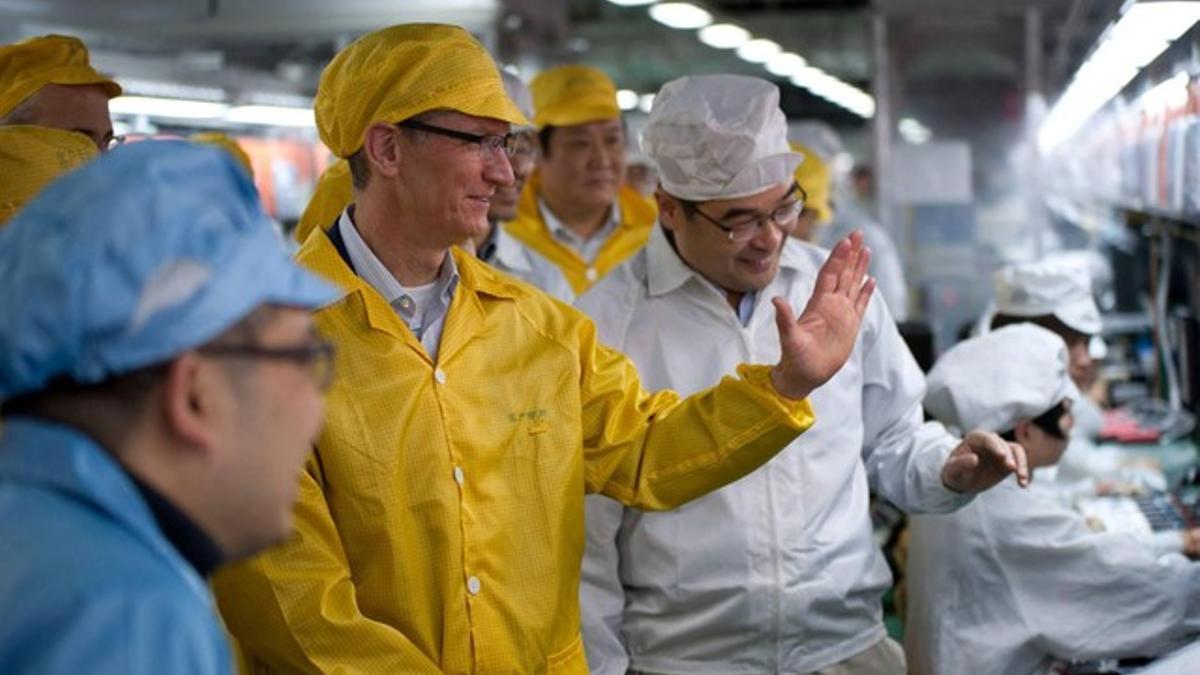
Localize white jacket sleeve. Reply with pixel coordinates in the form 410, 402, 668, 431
995, 505, 1200, 661
858, 297, 970, 513
580, 495, 631, 675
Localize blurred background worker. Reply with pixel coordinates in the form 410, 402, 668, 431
293, 159, 352, 244
907, 324, 1200, 675
0, 125, 96, 226
789, 137, 909, 323
0, 141, 337, 674
579, 73, 1028, 675
0, 34, 121, 152
983, 259, 1165, 501
211, 23, 876, 674
469, 70, 574, 302
504, 64, 657, 295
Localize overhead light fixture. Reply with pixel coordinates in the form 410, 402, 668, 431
605, 0, 656, 5
765, 52, 807, 77
1039, 0, 1200, 153
649, 2, 713, 30
617, 89, 640, 111
109, 96, 229, 120
899, 118, 932, 144
639, 93, 656, 113
736, 38, 781, 63
225, 105, 316, 128
788, 67, 875, 119
1138, 70, 1190, 114
698, 23, 750, 49
118, 79, 226, 102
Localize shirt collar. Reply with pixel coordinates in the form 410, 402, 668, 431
337, 207, 458, 307
538, 198, 621, 248
129, 472, 224, 577
0, 416, 216, 593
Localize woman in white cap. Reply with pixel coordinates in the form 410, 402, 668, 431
906, 324, 1200, 675
988, 258, 1165, 502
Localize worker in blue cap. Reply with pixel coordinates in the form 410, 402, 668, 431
0, 141, 338, 674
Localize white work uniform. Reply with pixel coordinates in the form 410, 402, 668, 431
578, 227, 968, 674
905, 476, 1200, 675
479, 223, 575, 303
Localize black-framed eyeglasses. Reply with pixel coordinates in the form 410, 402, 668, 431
396, 119, 518, 158
199, 340, 337, 391
686, 183, 808, 243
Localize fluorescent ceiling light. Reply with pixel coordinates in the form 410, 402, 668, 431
639, 93, 656, 113
765, 52, 807, 77
736, 38, 780, 63
698, 23, 750, 49
109, 96, 229, 120
606, 0, 656, 5
225, 105, 316, 128
617, 89, 640, 111
1039, 0, 1200, 153
649, 2, 713, 30
118, 79, 226, 102
1138, 70, 1190, 114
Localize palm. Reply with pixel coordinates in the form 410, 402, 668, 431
771, 231, 875, 400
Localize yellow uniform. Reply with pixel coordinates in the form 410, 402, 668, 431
294, 159, 352, 244
504, 171, 656, 295
213, 226, 814, 674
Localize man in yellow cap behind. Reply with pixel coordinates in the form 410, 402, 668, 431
0, 125, 97, 225
0, 35, 122, 152
503, 64, 656, 294
211, 22, 878, 675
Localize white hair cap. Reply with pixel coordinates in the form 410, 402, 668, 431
641, 74, 802, 201
924, 324, 1078, 435
500, 69, 535, 131
994, 258, 1102, 336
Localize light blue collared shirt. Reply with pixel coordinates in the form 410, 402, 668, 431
538, 199, 621, 263
337, 209, 458, 360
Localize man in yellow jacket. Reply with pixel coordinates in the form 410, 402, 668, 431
504, 65, 657, 294
212, 23, 917, 674
0, 34, 122, 152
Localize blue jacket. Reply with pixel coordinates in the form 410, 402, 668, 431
0, 417, 234, 674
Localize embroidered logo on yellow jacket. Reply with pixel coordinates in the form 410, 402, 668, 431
502, 170, 656, 295
212, 228, 815, 674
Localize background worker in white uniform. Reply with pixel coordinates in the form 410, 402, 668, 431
0, 34, 122, 152
470, 70, 574, 302
578, 73, 1030, 675
788, 138, 910, 323
984, 259, 1163, 500
907, 324, 1200, 675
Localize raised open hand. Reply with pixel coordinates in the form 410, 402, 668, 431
769, 231, 875, 401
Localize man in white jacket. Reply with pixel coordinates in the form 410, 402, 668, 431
577, 73, 1029, 675
907, 324, 1200, 675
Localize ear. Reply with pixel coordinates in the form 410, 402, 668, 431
655, 189, 680, 232
363, 122, 403, 181
158, 353, 225, 454
1012, 419, 1036, 447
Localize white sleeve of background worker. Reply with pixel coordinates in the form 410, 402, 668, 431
906, 483, 1200, 675
862, 221, 910, 323
575, 266, 642, 675
856, 297, 969, 513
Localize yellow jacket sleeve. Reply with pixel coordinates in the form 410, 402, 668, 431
212, 454, 442, 674
577, 318, 816, 511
